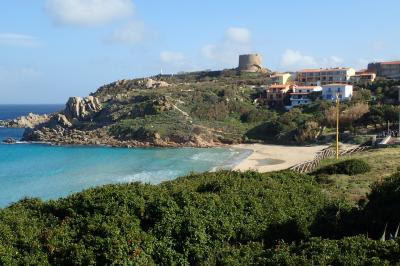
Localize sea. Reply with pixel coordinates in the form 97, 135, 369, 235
0, 105, 247, 208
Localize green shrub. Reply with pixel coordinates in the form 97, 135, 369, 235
363, 172, 400, 238
0, 170, 327, 265
317, 159, 371, 175
240, 109, 268, 123
264, 236, 400, 265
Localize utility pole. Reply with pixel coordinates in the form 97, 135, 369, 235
336, 92, 340, 159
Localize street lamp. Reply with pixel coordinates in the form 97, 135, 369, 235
336, 92, 340, 159
397, 86, 400, 136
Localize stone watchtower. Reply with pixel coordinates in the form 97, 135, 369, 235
238, 54, 263, 72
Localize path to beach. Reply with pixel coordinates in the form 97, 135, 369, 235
232, 144, 329, 173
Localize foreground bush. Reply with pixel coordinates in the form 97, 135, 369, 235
263, 236, 400, 265
363, 171, 400, 238
317, 159, 371, 175
1, 170, 400, 265
0, 171, 327, 265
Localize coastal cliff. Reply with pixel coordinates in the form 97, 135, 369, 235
22, 72, 271, 147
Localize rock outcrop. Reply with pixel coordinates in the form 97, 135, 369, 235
22, 125, 222, 148
64, 96, 102, 120
2, 138, 17, 144
0, 113, 50, 128
143, 78, 170, 89
22, 95, 103, 142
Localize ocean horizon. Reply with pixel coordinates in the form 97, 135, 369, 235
0, 105, 246, 208
0, 104, 64, 120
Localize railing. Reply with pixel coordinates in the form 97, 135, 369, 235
289, 145, 370, 173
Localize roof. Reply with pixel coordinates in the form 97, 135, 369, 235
298, 68, 352, 73
269, 84, 290, 89
290, 92, 311, 95
295, 86, 322, 89
271, 73, 290, 77
381, 60, 400, 65
359, 73, 376, 76
322, 83, 353, 87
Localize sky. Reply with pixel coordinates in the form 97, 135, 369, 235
1, 0, 400, 104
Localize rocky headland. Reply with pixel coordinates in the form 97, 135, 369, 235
19, 70, 292, 148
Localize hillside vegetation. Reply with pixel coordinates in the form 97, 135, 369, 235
1, 154, 400, 265
70, 73, 400, 145
22, 70, 400, 147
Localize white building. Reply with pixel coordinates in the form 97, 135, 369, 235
289, 85, 322, 109
322, 84, 353, 102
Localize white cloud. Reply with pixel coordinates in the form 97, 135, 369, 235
201, 27, 253, 67
320, 56, 344, 67
106, 21, 146, 45
45, 0, 134, 26
225, 27, 251, 44
0, 33, 41, 47
160, 51, 185, 63
281, 49, 317, 69
280, 49, 344, 70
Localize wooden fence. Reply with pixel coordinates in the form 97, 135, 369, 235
289, 145, 370, 173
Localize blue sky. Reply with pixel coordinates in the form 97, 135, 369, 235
1, 0, 400, 104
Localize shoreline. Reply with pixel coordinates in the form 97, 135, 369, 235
230, 143, 329, 173
2, 127, 329, 173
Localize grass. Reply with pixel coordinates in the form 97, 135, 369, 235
314, 146, 400, 202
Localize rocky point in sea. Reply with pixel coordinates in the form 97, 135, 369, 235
0, 113, 50, 129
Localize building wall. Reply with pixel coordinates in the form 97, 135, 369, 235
266, 85, 291, 104
367, 61, 400, 79
297, 68, 355, 86
270, 73, 292, 85
349, 73, 376, 84
289, 86, 322, 108
322, 84, 353, 102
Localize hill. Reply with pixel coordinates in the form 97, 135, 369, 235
18, 70, 400, 147
22, 70, 273, 147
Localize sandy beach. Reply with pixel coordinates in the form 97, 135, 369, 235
232, 144, 329, 173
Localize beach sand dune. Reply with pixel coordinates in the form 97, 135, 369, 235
232, 144, 329, 173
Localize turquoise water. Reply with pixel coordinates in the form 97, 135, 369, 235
0, 128, 244, 208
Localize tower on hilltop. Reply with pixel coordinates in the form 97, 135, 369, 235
238, 54, 263, 72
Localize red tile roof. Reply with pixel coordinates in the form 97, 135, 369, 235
296, 86, 321, 89
269, 84, 290, 89
381, 61, 400, 65
290, 92, 310, 95
322, 83, 353, 86
298, 68, 351, 73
